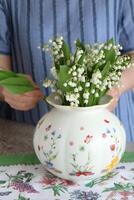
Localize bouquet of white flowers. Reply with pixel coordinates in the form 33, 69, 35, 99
43, 37, 131, 107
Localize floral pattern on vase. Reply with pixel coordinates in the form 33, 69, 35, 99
34, 102, 126, 181
37, 124, 62, 174
69, 152, 94, 177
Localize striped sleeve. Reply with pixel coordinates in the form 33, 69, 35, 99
119, 0, 134, 53
0, 0, 11, 55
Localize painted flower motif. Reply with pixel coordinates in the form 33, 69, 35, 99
76, 171, 94, 176
80, 126, 84, 131
45, 124, 52, 131
43, 130, 62, 170
69, 141, 74, 146
38, 145, 40, 151
110, 144, 116, 151
10, 181, 38, 193
61, 179, 75, 186
103, 182, 134, 194
113, 127, 116, 132
51, 131, 56, 136
120, 175, 129, 181
57, 134, 62, 139
79, 146, 85, 151
44, 135, 48, 140
119, 191, 134, 198
102, 133, 107, 138
0, 192, 12, 196
104, 119, 110, 123
69, 190, 100, 200
84, 134, 93, 144
40, 176, 75, 187
45, 161, 54, 169
116, 166, 125, 170
40, 175, 75, 196
40, 177, 57, 185
106, 156, 119, 172
106, 128, 111, 133
85, 171, 119, 188
70, 153, 94, 177
17, 194, 30, 200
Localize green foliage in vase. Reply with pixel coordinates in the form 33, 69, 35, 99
43, 37, 131, 107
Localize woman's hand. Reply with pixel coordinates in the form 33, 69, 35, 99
106, 53, 134, 111
0, 76, 44, 111
106, 87, 121, 111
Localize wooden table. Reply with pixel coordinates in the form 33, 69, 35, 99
0, 118, 35, 154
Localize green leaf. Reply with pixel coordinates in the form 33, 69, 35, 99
85, 180, 95, 188
0, 180, 6, 184
57, 65, 71, 92
106, 38, 115, 45
0, 70, 17, 81
50, 154, 57, 160
0, 76, 34, 94
75, 39, 85, 51
114, 183, 124, 190
101, 61, 111, 77
103, 187, 115, 192
62, 41, 70, 61
104, 48, 116, 64
78, 53, 85, 65
46, 92, 63, 105
104, 39, 116, 64
18, 194, 30, 200
98, 95, 113, 105
103, 182, 128, 193
52, 185, 67, 196
14, 85, 34, 94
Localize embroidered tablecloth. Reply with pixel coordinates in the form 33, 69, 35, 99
0, 153, 134, 200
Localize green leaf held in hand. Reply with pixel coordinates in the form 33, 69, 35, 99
0, 76, 34, 94
0, 70, 17, 81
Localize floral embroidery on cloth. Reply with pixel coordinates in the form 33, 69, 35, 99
0, 162, 134, 200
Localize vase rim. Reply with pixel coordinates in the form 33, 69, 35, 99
46, 98, 112, 111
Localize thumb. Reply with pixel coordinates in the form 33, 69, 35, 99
106, 97, 119, 112
25, 75, 39, 89
0, 87, 5, 101
0, 86, 3, 93
107, 87, 120, 98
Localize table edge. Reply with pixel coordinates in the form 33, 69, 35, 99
0, 152, 134, 166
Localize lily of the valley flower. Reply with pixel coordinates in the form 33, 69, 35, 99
43, 37, 131, 107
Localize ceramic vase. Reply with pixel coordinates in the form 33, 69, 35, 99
33, 100, 126, 182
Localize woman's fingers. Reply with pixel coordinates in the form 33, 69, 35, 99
106, 87, 120, 111
9, 100, 37, 111
0, 74, 44, 111
107, 87, 120, 97
106, 97, 119, 112
1, 87, 44, 111
2, 88, 43, 101
25, 75, 40, 89
24, 89, 44, 97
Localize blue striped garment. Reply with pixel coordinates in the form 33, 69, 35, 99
0, 0, 134, 141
